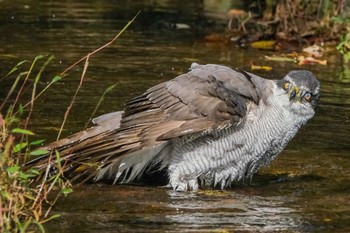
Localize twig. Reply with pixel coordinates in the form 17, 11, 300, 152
22, 56, 54, 140
83, 84, 117, 130
60, 11, 140, 77
16, 11, 140, 115
0, 72, 27, 112
30, 11, 141, 215
56, 10, 140, 139
57, 53, 90, 141
19, 75, 62, 112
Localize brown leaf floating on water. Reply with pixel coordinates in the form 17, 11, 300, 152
297, 55, 327, 65
302, 44, 324, 58
227, 9, 248, 18
203, 33, 225, 43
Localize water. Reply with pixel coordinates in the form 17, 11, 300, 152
0, 1, 349, 232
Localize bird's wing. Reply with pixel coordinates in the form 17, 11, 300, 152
25, 63, 263, 183
140, 63, 262, 139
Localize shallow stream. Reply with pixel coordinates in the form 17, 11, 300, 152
0, 1, 349, 232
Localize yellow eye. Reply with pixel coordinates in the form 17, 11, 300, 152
304, 93, 312, 102
283, 82, 291, 90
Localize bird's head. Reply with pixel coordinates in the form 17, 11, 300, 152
277, 70, 320, 120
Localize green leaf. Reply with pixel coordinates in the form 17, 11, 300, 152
6, 60, 27, 77
24, 193, 35, 200
61, 188, 73, 196
30, 139, 46, 145
38, 214, 61, 224
332, 16, 350, 24
30, 149, 49, 156
19, 171, 38, 181
18, 103, 24, 116
16, 60, 28, 66
52, 75, 62, 83
34, 220, 46, 233
19, 171, 32, 180
27, 168, 40, 175
6, 165, 21, 174
55, 149, 62, 170
105, 84, 117, 93
12, 128, 35, 135
34, 54, 45, 60
2, 191, 12, 200
13, 142, 28, 153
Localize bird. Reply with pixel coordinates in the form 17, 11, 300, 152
25, 63, 320, 191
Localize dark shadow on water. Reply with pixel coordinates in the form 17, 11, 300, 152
253, 173, 325, 185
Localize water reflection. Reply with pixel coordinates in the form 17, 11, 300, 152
167, 190, 305, 232
46, 185, 307, 232
1, 0, 349, 232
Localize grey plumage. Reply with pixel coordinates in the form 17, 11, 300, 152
25, 63, 320, 191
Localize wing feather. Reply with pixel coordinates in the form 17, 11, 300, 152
25, 63, 264, 184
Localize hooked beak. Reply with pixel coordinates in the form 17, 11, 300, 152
289, 87, 300, 101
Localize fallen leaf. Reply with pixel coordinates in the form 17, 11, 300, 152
264, 55, 295, 62
250, 62, 273, 71
251, 40, 276, 50
204, 33, 224, 42
298, 55, 327, 65
302, 44, 324, 58
227, 9, 247, 17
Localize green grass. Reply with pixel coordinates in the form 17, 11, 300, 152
0, 57, 72, 233
333, 16, 350, 63
0, 13, 139, 232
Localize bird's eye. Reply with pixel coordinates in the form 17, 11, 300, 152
304, 93, 312, 102
283, 82, 291, 90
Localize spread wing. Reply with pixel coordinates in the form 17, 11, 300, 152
25, 63, 264, 183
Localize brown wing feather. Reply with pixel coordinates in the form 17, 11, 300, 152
25, 63, 262, 183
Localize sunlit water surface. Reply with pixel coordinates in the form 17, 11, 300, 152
0, 1, 349, 232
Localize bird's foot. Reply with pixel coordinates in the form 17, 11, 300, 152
169, 178, 199, 191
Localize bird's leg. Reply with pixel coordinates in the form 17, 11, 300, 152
168, 164, 199, 191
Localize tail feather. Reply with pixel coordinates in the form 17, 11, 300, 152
95, 142, 168, 184
24, 110, 170, 184
25, 111, 124, 167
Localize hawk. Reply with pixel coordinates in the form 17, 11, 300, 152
26, 63, 320, 191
